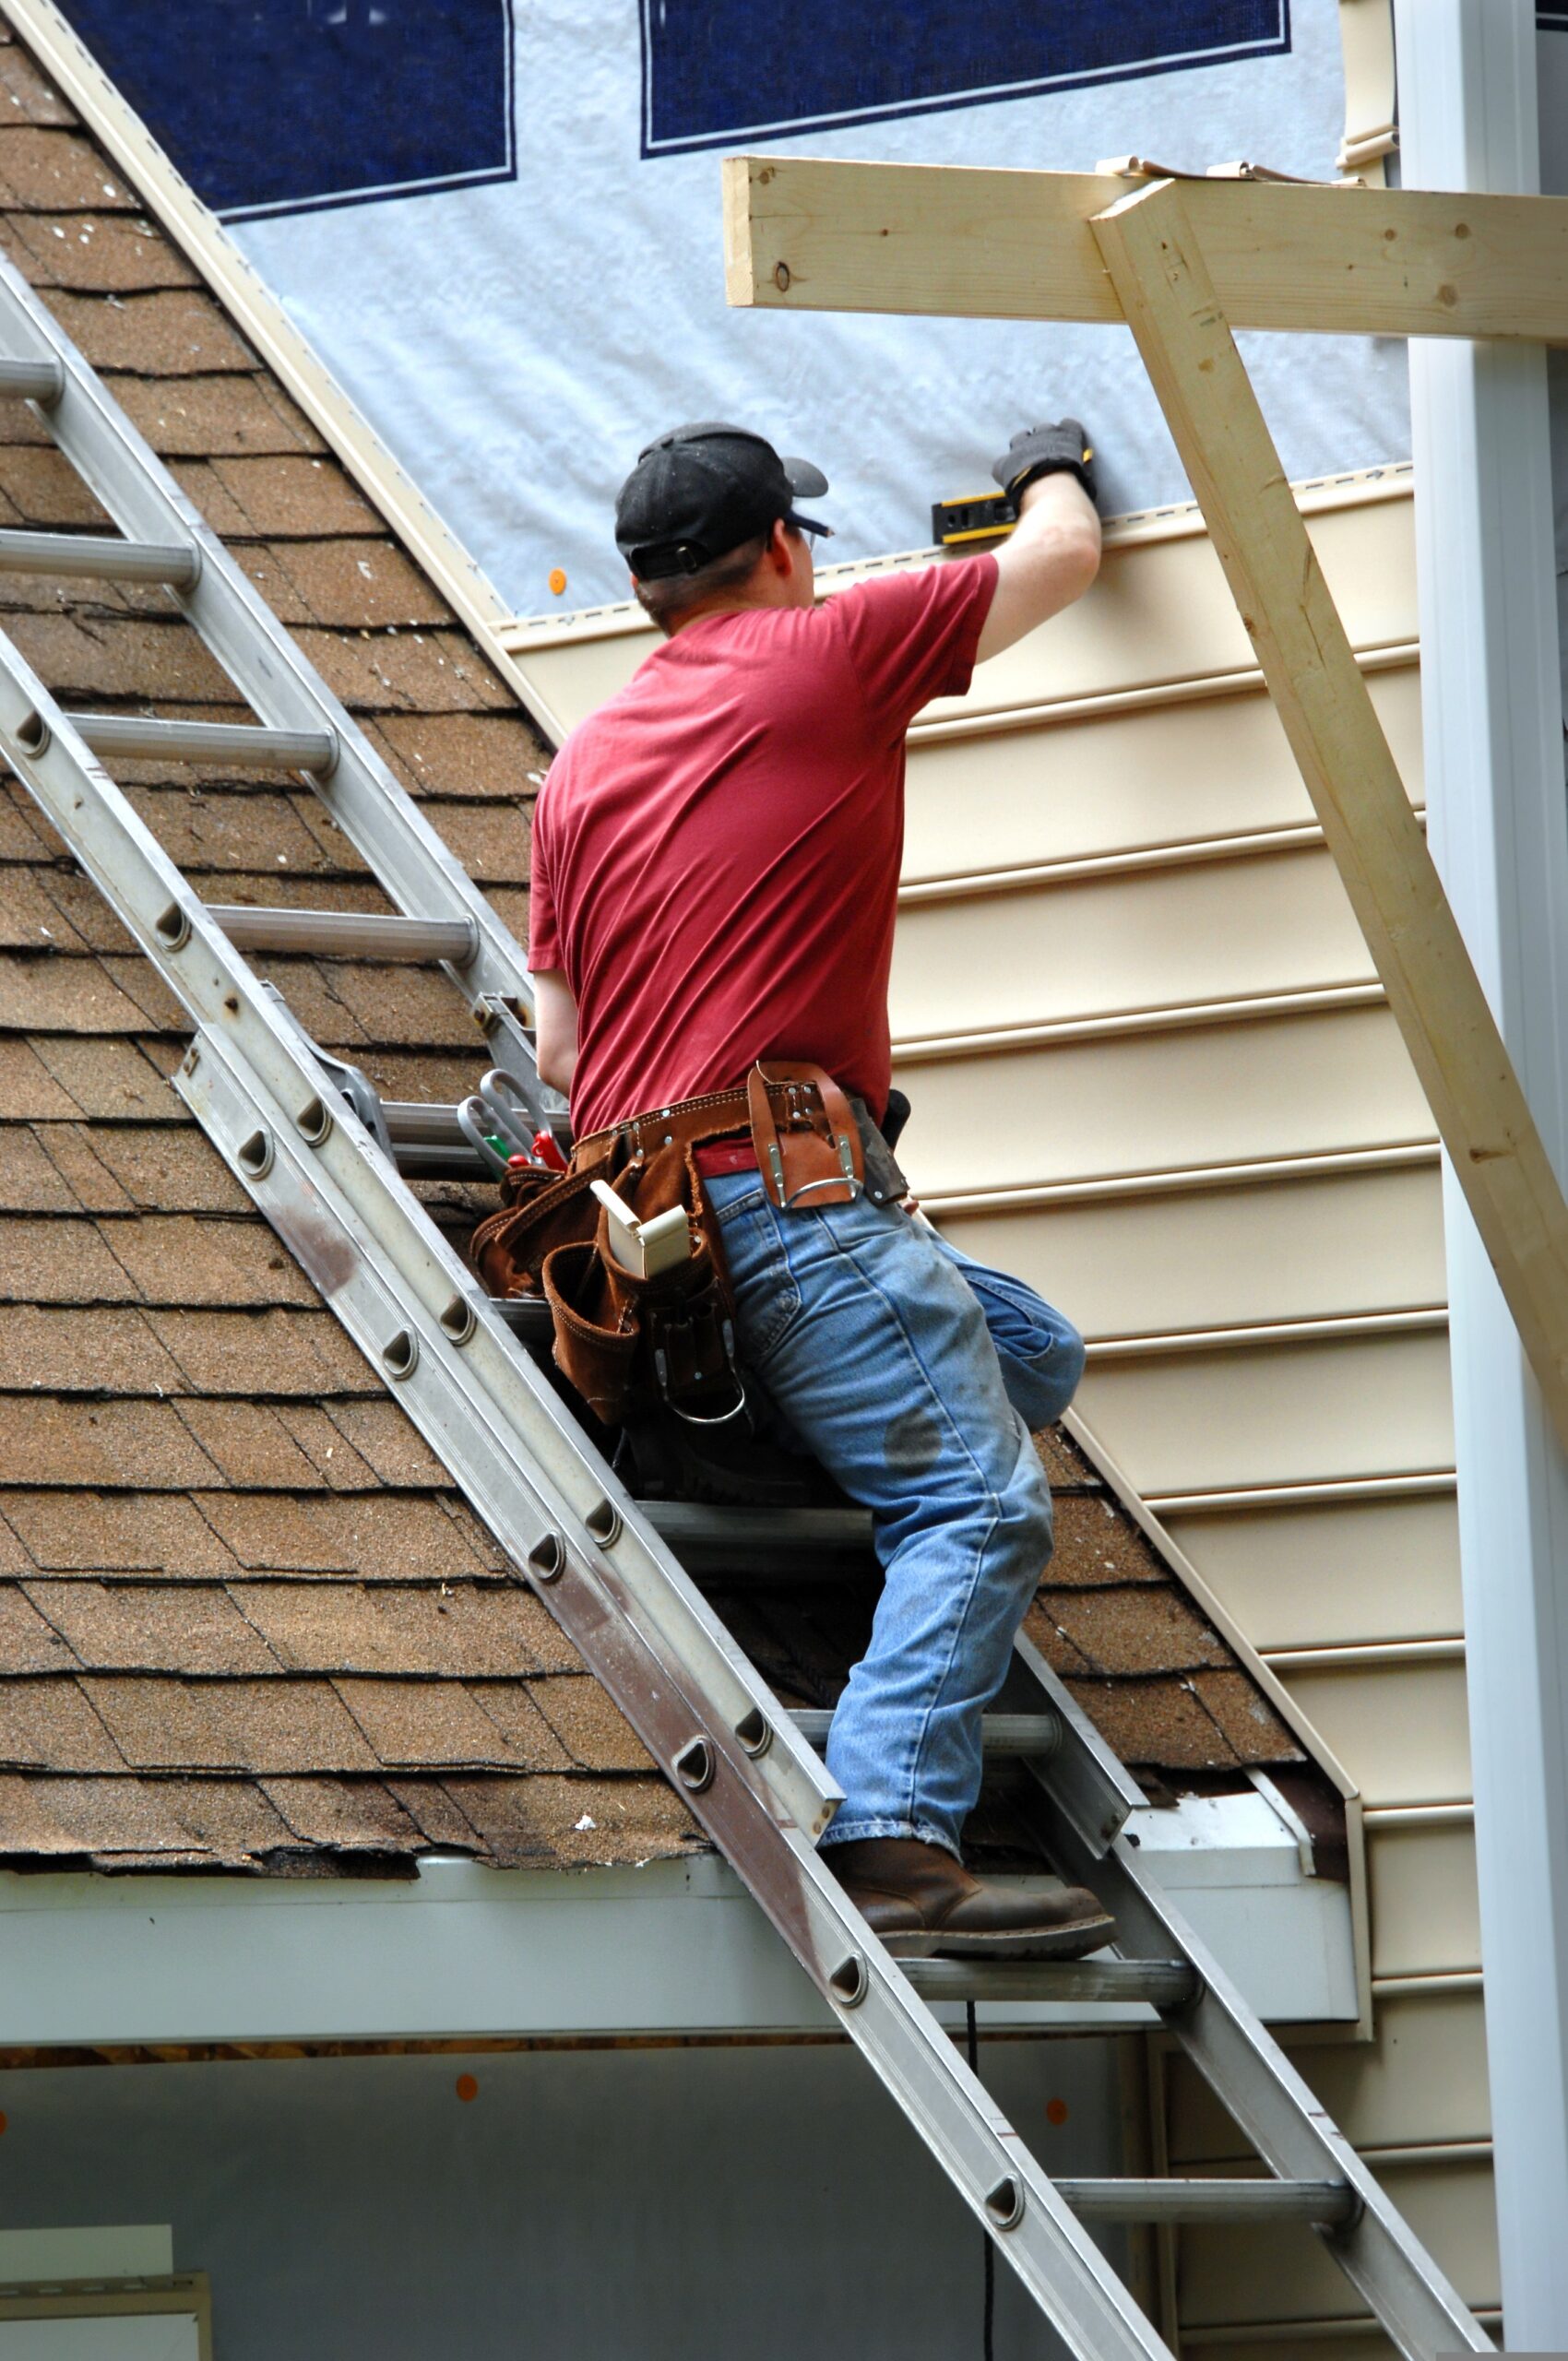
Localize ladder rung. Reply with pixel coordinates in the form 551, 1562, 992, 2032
790, 1708, 1059, 1758
1055, 2177, 1358, 2226
209, 905, 479, 965
65, 713, 338, 772
382, 1101, 467, 1146
642, 1501, 873, 1571
0, 528, 197, 587
0, 356, 63, 403
903, 1957, 1198, 2008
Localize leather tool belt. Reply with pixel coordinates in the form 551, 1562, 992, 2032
469, 1061, 871, 1430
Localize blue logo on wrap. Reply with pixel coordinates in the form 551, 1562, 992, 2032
641, 1, 1289, 158
55, 1, 515, 221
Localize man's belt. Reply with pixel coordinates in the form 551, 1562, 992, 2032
573, 1061, 864, 1211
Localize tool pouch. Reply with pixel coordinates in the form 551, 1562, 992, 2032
469, 1138, 742, 1429
540, 1209, 742, 1430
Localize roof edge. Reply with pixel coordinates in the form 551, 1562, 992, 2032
0, 0, 551, 729
1062, 1406, 1361, 1808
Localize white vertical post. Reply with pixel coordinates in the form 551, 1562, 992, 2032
1394, 1, 1568, 2342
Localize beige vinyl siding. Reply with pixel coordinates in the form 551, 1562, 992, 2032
903, 660, 1422, 880
504, 464, 1494, 2347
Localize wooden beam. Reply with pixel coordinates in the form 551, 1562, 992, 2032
723, 155, 1568, 342
1089, 176, 1568, 1454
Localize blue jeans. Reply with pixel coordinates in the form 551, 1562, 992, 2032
705, 1173, 1085, 1856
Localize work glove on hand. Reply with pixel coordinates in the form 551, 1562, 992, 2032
991, 419, 1097, 506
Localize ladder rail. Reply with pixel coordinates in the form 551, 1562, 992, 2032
0, 250, 556, 1125
0, 260, 1494, 2360
184, 1025, 1174, 2361
0, 647, 837, 1846
0, 629, 1172, 2350
1044, 1807, 1494, 2355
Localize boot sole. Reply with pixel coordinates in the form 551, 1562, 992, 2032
879, 1909, 1117, 1963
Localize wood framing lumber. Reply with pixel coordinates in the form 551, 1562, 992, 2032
1089, 175, 1568, 1454
722, 155, 1568, 342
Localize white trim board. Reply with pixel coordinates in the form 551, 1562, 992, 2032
0, 1794, 1355, 2048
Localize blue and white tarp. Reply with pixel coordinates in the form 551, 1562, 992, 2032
58, 0, 1409, 615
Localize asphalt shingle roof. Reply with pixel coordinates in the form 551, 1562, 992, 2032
0, 15, 1303, 1881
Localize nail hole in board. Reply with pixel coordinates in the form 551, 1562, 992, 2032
236, 1128, 273, 1179
586, 1499, 622, 1548
984, 2176, 1024, 2231
528, 1531, 564, 1584
439, 1293, 476, 1344
673, 1737, 714, 1793
828, 1954, 868, 2009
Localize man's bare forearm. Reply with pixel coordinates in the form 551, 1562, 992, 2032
973, 473, 1101, 664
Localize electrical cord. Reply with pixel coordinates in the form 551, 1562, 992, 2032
966, 2000, 997, 2361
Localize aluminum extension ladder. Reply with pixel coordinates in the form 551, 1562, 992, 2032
0, 248, 1491, 2360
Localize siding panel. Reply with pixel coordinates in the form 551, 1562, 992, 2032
940, 1166, 1446, 1343
1162, 1496, 1462, 1651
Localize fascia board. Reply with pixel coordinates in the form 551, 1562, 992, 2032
0, 1820, 1355, 2046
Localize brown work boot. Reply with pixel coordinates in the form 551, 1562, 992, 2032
826, 1836, 1115, 1961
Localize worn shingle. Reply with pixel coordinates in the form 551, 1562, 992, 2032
145, 1307, 380, 1398
28, 1580, 280, 1675
258, 1774, 424, 1856
34, 1122, 137, 1212
0, 128, 134, 210
0, 1678, 124, 1771
319, 1399, 447, 1489
0, 1214, 138, 1301
2, 1488, 239, 1575
173, 1400, 327, 1489
237, 1582, 547, 1679
2, 1305, 184, 1394
335, 1678, 535, 1772
265, 540, 449, 630
517, 1677, 656, 1774
196, 1491, 490, 1578
1065, 1676, 1244, 1771
0, 1395, 223, 1489
82, 1675, 379, 1773
104, 1216, 318, 1308
0, 47, 77, 126
44, 288, 256, 375
0, 1585, 77, 1671
29, 1033, 169, 1117
83, 1123, 247, 1214
1, 209, 198, 291
0, 1125, 77, 1210
202, 453, 384, 539
370, 712, 545, 801
0, 441, 111, 525
0, 952, 152, 1033
109, 373, 323, 460
1035, 1584, 1231, 1678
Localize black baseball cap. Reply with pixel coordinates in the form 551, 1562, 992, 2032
614, 421, 831, 579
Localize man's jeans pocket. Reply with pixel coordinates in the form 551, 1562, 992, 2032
931, 1234, 1086, 1429
707, 1175, 804, 1361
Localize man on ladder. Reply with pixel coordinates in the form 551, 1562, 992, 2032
529, 418, 1111, 1955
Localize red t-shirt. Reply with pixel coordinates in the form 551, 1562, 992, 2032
528, 554, 998, 1138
